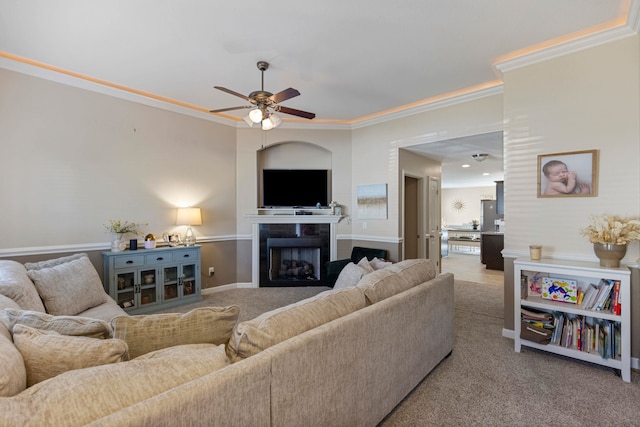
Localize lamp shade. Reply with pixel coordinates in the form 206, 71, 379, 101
176, 207, 202, 226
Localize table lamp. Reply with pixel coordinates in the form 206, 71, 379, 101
176, 207, 202, 246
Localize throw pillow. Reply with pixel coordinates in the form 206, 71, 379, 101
111, 306, 239, 359
227, 286, 366, 362
0, 331, 26, 397
0, 260, 47, 312
369, 257, 393, 270
1, 308, 112, 339
24, 253, 87, 271
27, 255, 106, 316
333, 262, 367, 290
357, 256, 375, 273
12, 324, 129, 386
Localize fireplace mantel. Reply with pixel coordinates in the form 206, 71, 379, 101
248, 212, 343, 287
246, 214, 343, 224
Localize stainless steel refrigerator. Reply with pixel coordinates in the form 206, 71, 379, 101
480, 199, 503, 231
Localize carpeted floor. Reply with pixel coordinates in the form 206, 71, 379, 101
380, 279, 640, 426
166, 280, 640, 426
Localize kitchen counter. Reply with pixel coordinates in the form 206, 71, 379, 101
480, 233, 504, 271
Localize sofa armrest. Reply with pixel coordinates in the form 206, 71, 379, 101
325, 259, 352, 287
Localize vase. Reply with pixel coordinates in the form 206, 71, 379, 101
593, 243, 627, 268
111, 233, 126, 252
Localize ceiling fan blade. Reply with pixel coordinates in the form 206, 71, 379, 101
277, 105, 316, 120
269, 87, 300, 104
209, 105, 252, 113
214, 86, 253, 102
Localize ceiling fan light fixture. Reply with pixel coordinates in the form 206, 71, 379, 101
261, 118, 274, 131
249, 108, 263, 123
243, 115, 255, 127
472, 153, 489, 162
269, 113, 282, 127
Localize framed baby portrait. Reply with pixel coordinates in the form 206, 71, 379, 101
537, 149, 598, 198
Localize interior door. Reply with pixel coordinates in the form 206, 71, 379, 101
404, 175, 419, 259
427, 177, 442, 271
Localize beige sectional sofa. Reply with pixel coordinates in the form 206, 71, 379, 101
0, 254, 454, 426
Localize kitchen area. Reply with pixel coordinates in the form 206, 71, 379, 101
441, 181, 504, 271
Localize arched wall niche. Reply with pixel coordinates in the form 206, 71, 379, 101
257, 141, 333, 207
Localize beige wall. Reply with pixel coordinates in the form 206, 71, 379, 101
0, 68, 238, 287
351, 94, 504, 243
501, 34, 640, 360
502, 34, 640, 262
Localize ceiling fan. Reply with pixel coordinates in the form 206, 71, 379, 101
209, 61, 315, 130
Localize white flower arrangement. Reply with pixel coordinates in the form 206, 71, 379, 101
581, 215, 640, 245
104, 219, 146, 236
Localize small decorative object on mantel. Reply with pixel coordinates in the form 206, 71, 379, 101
104, 220, 147, 252
581, 215, 640, 267
471, 219, 479, 230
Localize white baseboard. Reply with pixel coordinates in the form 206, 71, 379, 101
502, 328, 639, 370
201, 282, 256, 295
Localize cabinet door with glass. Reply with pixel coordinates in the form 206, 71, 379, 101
112, 267, 159, 310
162, 249, 200, 301
103, 246, 201, 314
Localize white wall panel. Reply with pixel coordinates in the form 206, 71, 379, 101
503, 35, 640, 263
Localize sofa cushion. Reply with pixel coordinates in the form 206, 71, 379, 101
387, 258, 437, 287
111, 306, 239, 359
134, 343, 225, 360
1, 308, 112, 339
356, 268, 411, 305
26, 255, 106, 316
0, 344, 229, 427
0, 331, 26, 397
0, 260, 46, 312
227, 286, 366, 362
12, 324, 129, 386
333, 262, 367, 290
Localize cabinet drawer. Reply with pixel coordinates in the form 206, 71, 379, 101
113, 255, 145, 269
173, 249, 199, 262
145, 253, 171, 265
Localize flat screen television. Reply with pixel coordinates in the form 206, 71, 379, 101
262, 169, 329, 208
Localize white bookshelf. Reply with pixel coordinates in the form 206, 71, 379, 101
514, 258, 631, 382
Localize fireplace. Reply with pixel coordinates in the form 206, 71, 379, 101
268, 237, 322, 284
247, 211, 342, 287
259, 223, 330, 287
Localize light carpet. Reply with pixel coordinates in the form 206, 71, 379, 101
163, 280, 640, 426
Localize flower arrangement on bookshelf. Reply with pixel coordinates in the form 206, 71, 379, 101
581, 215, 640, 267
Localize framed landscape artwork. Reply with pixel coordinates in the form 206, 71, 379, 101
537, 149, 598, 198
357, 184, 388, 219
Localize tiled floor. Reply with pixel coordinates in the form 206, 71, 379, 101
441, 252, 504, 286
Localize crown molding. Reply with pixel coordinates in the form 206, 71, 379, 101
351, 85, 504, 129
495, 23, 637, 74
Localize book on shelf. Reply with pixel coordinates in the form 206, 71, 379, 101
580, 283, 599, 310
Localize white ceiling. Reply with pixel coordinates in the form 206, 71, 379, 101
0, 0, 633, 187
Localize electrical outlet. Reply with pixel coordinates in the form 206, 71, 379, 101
208, 267, 215, 276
